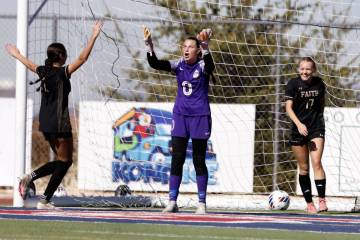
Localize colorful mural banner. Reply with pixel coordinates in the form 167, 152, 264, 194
78, 102, 255, 193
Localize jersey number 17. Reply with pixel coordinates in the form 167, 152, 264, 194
306, 98, 314, 109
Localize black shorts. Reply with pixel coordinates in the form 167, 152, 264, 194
289, 129, 325, 146
43, 132, 73, 142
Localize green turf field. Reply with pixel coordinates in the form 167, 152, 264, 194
0, 219, 359, 240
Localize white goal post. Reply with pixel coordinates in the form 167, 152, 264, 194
13, 0, 29, 207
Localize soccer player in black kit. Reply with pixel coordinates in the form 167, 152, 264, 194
6, 21, 103, 209
285, 57, 328, 214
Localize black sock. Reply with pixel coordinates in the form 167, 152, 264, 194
43, 161, 72, 201
315, 179, 326, 198
299, 174, 313, 203
31, 161, 60, 181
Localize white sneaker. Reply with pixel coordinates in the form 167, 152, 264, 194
36, 201, 59, 210
18, 174, 32, 200
195, 202, 207, 214
162, 201, 179, 213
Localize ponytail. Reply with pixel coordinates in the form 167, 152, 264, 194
29, 58, 53, 92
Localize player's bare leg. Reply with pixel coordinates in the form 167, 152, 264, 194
310, 138, 328, 212
309, 138, 325, 179
292, 145, 310, 176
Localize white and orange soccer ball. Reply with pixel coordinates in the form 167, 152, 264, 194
268, 190, 290, 210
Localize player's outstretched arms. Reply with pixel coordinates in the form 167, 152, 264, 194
144, 26, 171, 72
5, 43, 37, 73
68, 20, 103, 74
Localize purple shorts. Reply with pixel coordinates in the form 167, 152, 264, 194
171, 113, 211, 139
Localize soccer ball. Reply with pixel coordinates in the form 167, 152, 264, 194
268, 190, 290, 210
115, 185, 132, 196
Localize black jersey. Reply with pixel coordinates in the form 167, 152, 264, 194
285, 76, 325, 132
36, 65, 72, 133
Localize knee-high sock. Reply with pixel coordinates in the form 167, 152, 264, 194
168, 137, 188, 201
43, 161, 72, 201
299, 174, 312, 203
192, 139, 208, 203
196, 175, 208, 203
169, 175, 181, 201
31, 161, 60, 181
315, 179, 326, 198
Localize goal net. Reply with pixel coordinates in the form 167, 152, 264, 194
25, 0, 360, 211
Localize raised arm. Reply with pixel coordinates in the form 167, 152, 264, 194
203, 51, 215, 74
143, 26, 171, 72
67, 21, 103, 75
5, 44, 38, 73
198, 28, 215, 75
147, 52, 171, 72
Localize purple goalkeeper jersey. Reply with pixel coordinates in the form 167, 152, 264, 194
170, 57, 210, 116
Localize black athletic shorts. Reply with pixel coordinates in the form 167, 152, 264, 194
289, 129, 325, 146
43, 132, 73, 142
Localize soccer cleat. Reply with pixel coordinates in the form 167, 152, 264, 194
306, 202, 318, 214
195, 202, 207, 215
18, 174, 32, 200
162, 201, 179, 213
318, 198, 328, 212
36, 201, 59, 210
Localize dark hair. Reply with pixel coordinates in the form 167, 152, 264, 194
185, 36, 201, 48
184, 36, 202, 60
30, 42, 67, 92
300, 57, 317, 71
46, 42, 67, 66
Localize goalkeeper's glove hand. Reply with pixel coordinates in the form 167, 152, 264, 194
143, 26, 153, 51
197, 28, 212, 49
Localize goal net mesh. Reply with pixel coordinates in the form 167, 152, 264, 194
25, 0, 360, 210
